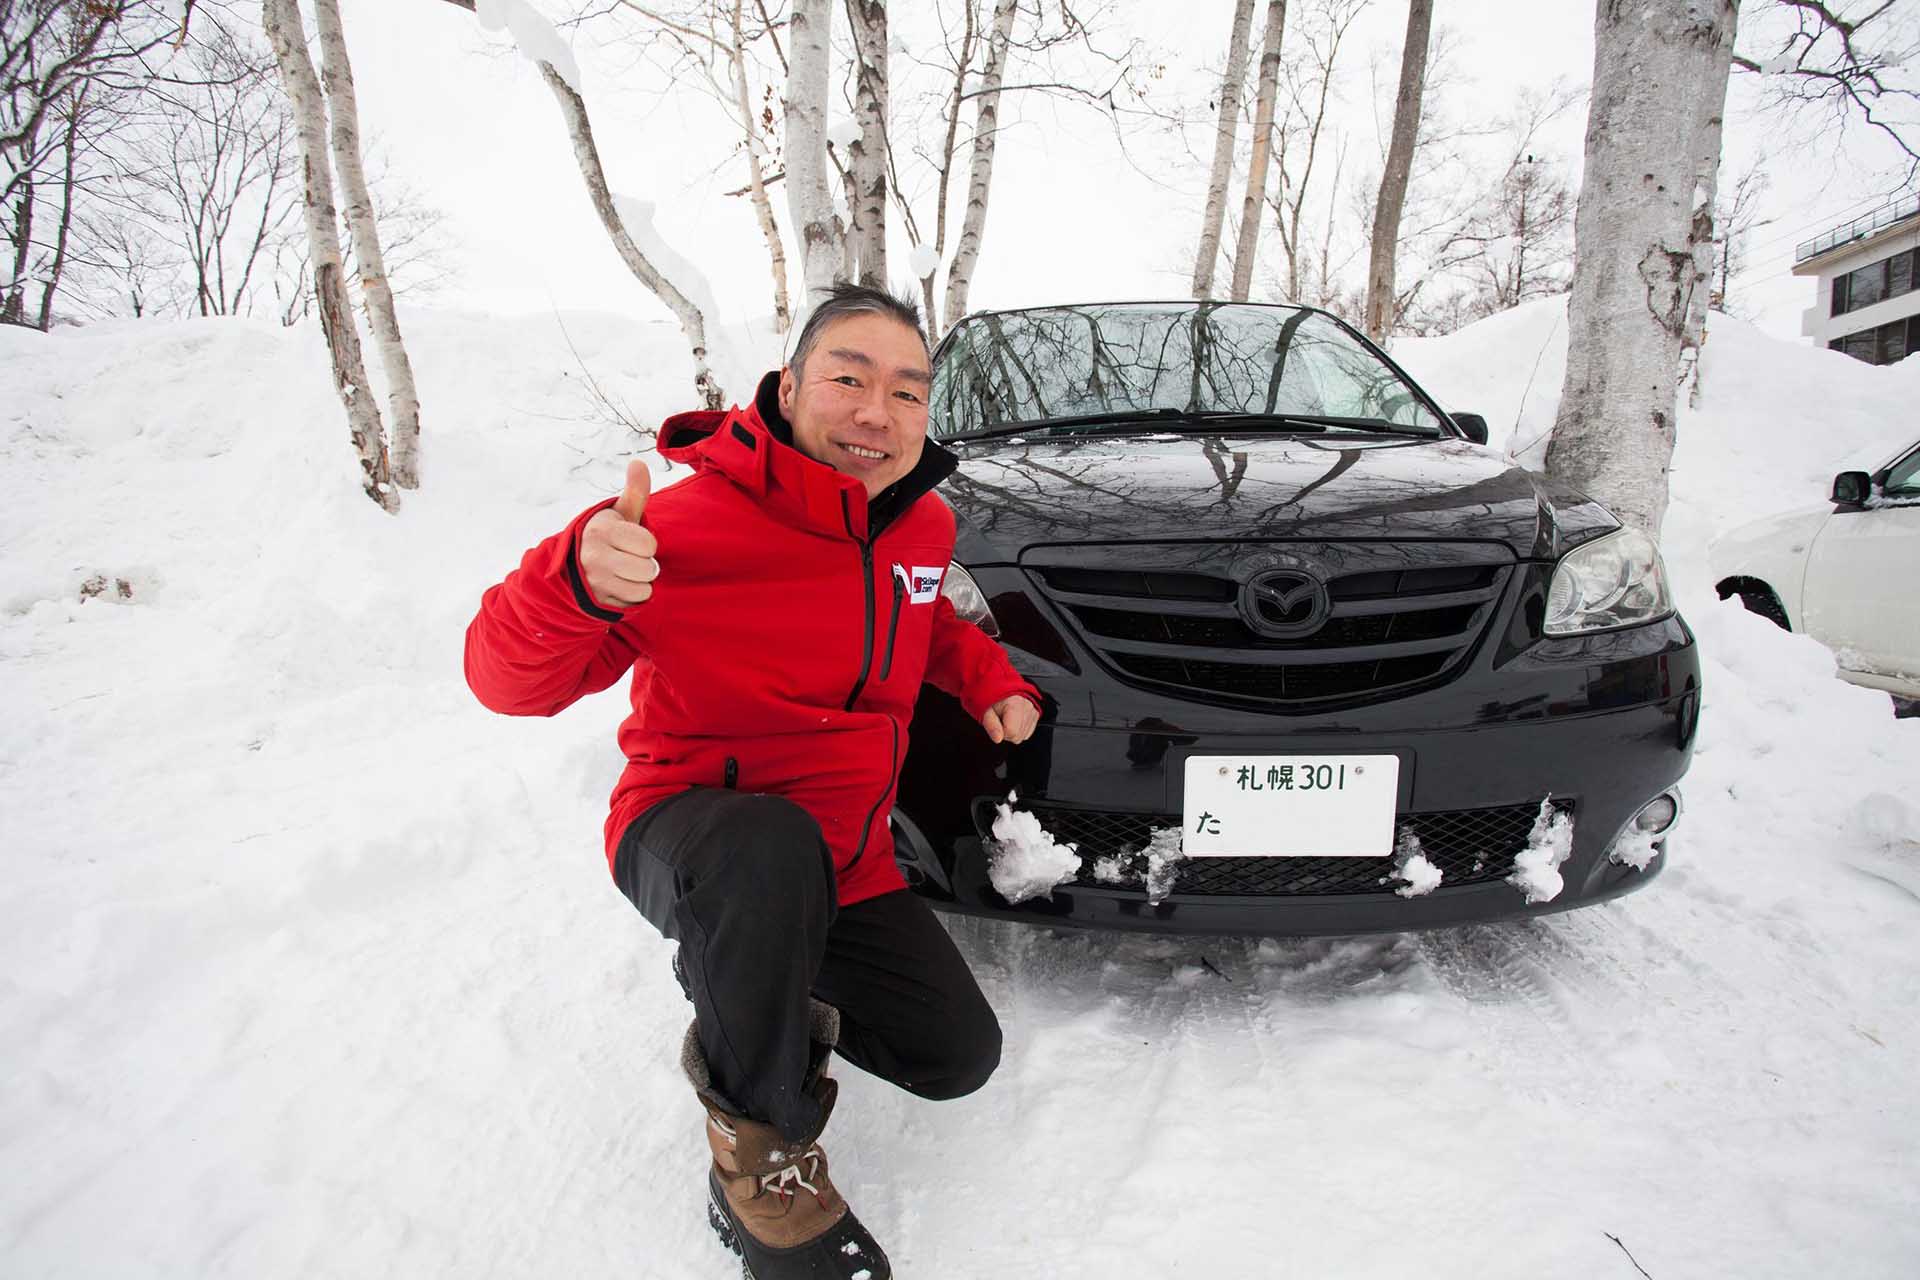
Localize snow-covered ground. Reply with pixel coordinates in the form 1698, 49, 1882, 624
3, 303, 1918, 1278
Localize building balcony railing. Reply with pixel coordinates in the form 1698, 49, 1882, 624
1796, 193, 1920, 264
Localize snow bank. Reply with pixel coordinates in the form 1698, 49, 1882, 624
1687, 592, 1920, 881
1394, 295, 1570, 463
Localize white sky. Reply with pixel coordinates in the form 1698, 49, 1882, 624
336, 0, 1915, 346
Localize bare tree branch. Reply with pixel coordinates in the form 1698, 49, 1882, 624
1734, 0, 1919, 180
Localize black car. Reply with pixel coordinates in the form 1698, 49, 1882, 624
890, 301, 1699, 936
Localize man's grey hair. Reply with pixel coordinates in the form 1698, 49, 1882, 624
789, 283, 929, 377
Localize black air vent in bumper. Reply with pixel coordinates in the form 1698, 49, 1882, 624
1010, 801, 1575, 897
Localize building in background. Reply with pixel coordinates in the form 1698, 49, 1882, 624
1795, 195, 1919, 366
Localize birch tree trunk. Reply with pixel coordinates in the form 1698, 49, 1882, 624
1544, 0, 1738, 539
3, 115, 37, 325
262, 0, 395, 513
1680, 56, 1727, 405
786, 0, 842, 306
837, 159, 859, 284
313, 0, 422, 490
944, 0, 1016, 330
1229, 0, 1285, 302
922, 0, 979, 337
539, 63, 723, 409
1193, 0, 1256, 299
1363, 0, 1431, 343
727, 0, 790, 331
846, 0, 887, 290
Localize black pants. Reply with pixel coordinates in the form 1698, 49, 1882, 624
614, 787, 1002, 1142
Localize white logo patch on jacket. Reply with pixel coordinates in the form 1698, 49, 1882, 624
893, 563, 946, 604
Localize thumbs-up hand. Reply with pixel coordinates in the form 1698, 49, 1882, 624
580, 460, 660, 609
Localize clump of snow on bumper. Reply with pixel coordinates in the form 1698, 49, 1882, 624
1032, 823, 1188, 902
1607, 826, 1661, 871
986, 797, 1190, 904
987, 793, 1082, 904
1138, 827, 1186, 903
1085, 826, 1187, 902
1507, 799, 1575, 903
1388, 826, 1443, 898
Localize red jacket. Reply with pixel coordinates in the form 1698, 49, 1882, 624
464, 373, 1040, 906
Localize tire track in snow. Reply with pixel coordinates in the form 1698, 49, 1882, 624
936, 920, 1298, 1276
941, 921, 1471, 1277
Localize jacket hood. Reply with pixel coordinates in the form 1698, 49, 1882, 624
659, 371, 959, 539
657, 368, 797, 456
942, 433, 1617, 562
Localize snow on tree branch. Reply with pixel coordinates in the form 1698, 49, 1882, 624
473, 0, 584, 91
435, 0, 723, 407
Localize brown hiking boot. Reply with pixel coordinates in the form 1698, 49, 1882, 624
682, 1010, 890, 1279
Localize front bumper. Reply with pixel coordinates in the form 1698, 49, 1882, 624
894, 611, 1700, 938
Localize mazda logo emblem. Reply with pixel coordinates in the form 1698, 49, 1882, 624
1241, 569, 1328, 638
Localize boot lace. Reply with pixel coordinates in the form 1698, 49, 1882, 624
759, 1146, 828, 1208
707, 1111, 832, 1209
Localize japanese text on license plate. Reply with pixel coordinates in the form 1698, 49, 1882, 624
1182, 754, 1400, 858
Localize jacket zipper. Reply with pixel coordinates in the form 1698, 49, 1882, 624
836, 492, 897, 876
879, 570, 906, 681
842, 495, 877, 711
723, 756, 738, 790
840, 717, 900, 876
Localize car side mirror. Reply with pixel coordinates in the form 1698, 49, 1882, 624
1831, 470, 1871, 506
1451, 412, 1489, 445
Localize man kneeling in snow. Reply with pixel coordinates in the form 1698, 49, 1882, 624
464, 284, 1040, 1279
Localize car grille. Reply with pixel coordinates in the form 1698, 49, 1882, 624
1016, 801, 1574, 896
1027, 554, 1508, 707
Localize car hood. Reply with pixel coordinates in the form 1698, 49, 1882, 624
940, 433, 1616, 562
1707, 503, 1832, 576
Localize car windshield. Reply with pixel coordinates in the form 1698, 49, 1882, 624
931, 302, 1446, 440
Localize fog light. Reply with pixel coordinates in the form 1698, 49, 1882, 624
1633, 791, 1681, 835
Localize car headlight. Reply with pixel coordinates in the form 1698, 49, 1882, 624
940, 563, 1000, 637
1543, 527, 1674, 636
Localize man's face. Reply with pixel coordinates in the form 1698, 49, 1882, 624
778, 311, 931, 499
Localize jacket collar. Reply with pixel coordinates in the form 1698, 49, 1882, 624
658, 371, 956, 541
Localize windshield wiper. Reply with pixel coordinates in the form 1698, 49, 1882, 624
1182, 411, 1442, 438
944, 407, 1191, 443
945, 408, 1441, 443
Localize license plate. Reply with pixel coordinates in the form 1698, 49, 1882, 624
1181, 754, 1400, 857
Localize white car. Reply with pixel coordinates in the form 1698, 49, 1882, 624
1710, 436, 1920, 703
